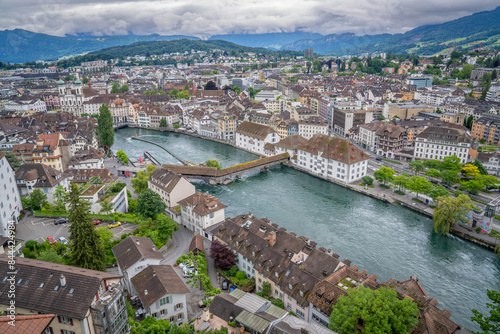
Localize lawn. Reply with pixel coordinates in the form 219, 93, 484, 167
381, 158, 402, 165
34, 210, 143, 224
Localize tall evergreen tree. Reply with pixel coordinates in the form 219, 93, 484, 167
67, 184, 106, 271
97, 104, 114, 156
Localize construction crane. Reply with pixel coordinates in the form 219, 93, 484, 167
440, 44, 458, 56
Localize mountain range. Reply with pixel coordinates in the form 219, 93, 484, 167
282, 6, 500, 55
1, 6, 499, 63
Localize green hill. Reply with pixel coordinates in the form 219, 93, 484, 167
0, 29, 199, 63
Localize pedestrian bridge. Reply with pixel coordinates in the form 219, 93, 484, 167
162, 153, 290, 185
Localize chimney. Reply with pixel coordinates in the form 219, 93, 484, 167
202, 308, 210, 322
60, 274, 66, 287
268, 230, 276, 247
136, 239, 140, 245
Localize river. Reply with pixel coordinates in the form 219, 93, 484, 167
113, 127, 500, 330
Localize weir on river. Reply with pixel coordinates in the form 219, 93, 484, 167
114, 127, 500, 331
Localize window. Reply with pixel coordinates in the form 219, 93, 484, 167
177, 313, 183, 320
160, 309, 166, 316
296, 309, 305, 318
174, 303, 183, 311
152, 312, 158, 318
169, 316, 175, 323
61, 330, 75, 334
287, 302, 292, 310
159, 296, 170, 306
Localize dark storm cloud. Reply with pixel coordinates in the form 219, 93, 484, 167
1, 0, 498, 37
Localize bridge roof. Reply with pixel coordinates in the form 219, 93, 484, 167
162, 153, 290, 178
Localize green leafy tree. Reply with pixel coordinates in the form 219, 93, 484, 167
373, 166, 395, 186
442, 155, 462, 171
156, 214, 179, 243
136, 189, 166, 219
159, 118, 167, 128
97, 104, 114, 155
128, 198, 137, 213
168, 88, 179, 99
328, 286, 419, 334
206, 159, 222, 169
473, 159, 488, 175
116, 149, 129, 164
110, 82, 120, 94
441, 169, 459, 186
433, 194, 473, 236
131, 164, 156, 194
37, 248, 65, 264
82, 77, 89, 84
99, 200, 114, 215
5, 152, 21, 170
54, 185, 68, 212
178, 90, 190, 100
409, 160, 425, 175
429, 185, 450, 202
392, 174, 409, 192
471, 289, 500, 334
425, 168, 441, 179
120, 84, 129, 93
423, 159, 443, 171
67, 183, 106, 271
30, 189, 47, 211
95, 226, 114, 245
407, 176, 431, 198
362, 176, 373, 186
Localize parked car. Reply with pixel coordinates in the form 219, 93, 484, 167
221, 279, 230, 290
375, 157, 382, 161
92, 219, 101, 225
229, 285, 237, 292
58, 237, 68, 245
108, 222, 121, 228
54, 217, 69, 225
47, 236, 56, 244
183, 266, 197, 277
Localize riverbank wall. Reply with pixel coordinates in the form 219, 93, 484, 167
124, 126, 499, 251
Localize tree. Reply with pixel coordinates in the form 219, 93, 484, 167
258, 282, 272, 298
97, 104, 114, 155
441, 169, 459, 186
473, 159, 488, 175
159, 118, 167, 128
425, 168, 441, 179
95, 226, 114, 245
429, 185, 450, 202
209, 240, 237, 270
471, 289, 500, 334
54, 185, 68, 212
116, 149, 129, 164
178, 90, 190, 100
67, 183, 106, 271
206, 159, 222, 170
362, 176, 373, 186
5, 152, 21, 170
442, 155, 462, 171
156, 214, 179, 243
99, 200, 114, 215
168, 88, 179, 99
433, 194, 473, 236
407, 176, 431, 198
30, 189, 47, 211
462, 164, 480, 178
131, 164, 156, 194
82, 77, 89, 84
423, 159, 443, 171
409, 160, 425, 175
110, 82, 120, 94
328, 286, 419, 334
136, 189, 166, 219
373, 166, 395, 186
392, 174, 409, 192
120, 84, 129, 93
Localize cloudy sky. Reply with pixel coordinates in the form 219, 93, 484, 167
1, 0, 498, 38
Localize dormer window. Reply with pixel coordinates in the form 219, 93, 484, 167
275, 272, 279, 278
300, 290, 304, 297
252, 251, 255, 257
235, 241, 239, 247
267, 266, 270, 272
289, 283, 293, 290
